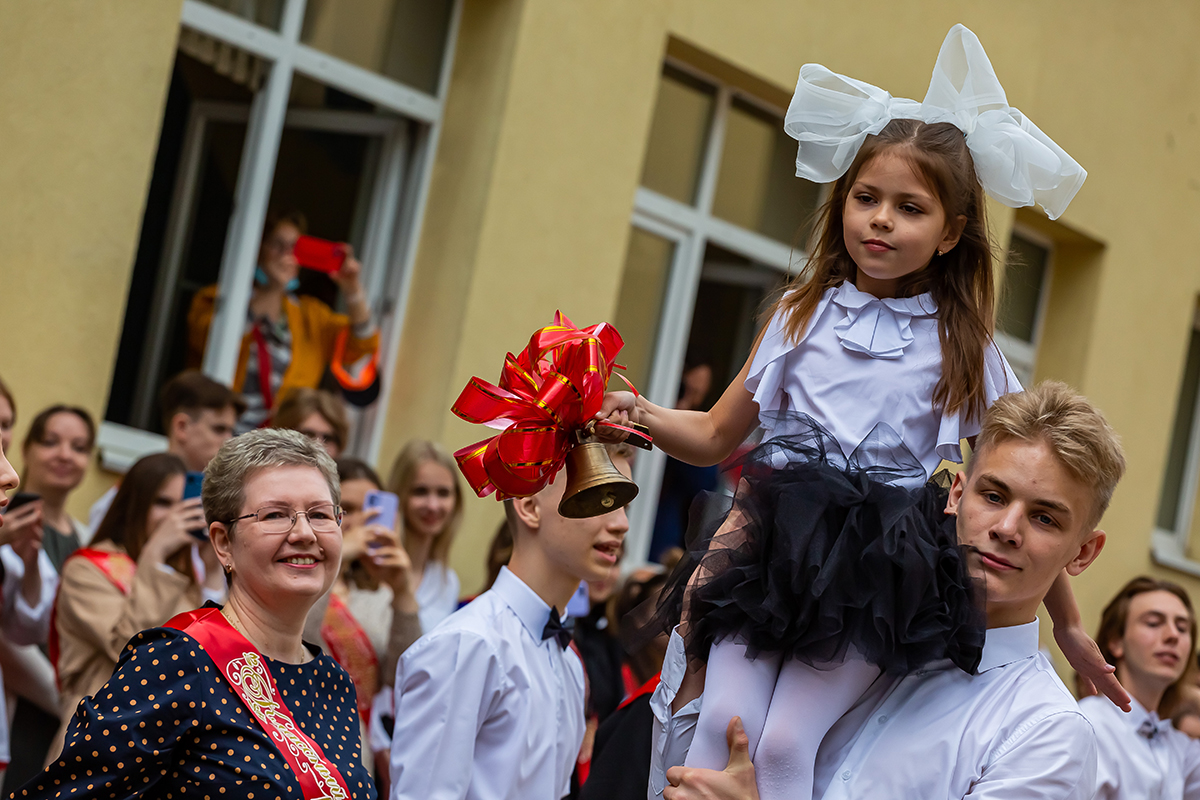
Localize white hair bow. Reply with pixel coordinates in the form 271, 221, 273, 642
783, 24, 1085, 220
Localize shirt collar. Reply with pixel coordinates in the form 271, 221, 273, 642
976, 618, 1041, 673
491, 566, 554, 642
1125, 696, 1173, 739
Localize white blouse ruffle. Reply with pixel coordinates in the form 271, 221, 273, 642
745, 281, 1021, 482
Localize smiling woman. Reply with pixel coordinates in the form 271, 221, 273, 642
14, 429, 378, 799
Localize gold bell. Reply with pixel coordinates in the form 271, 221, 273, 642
558, 436, 638, 519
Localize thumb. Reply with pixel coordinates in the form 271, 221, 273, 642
725, 716, 752, 770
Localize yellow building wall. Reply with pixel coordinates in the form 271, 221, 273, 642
385, 0, 1200, 676
0, 0, 182, 509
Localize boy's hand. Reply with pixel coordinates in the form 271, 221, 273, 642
664, 717, 759, 800
1056, 623, 1131, 712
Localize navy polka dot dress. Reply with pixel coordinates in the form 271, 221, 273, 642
10, 627, 376, 799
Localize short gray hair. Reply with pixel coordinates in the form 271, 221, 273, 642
203, 428, 341, 537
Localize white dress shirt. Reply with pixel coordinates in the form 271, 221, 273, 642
390, 566, 586, 800
1080, 694, 1200, 799
650, 619, 1097, 799
748, 284, 1020, 485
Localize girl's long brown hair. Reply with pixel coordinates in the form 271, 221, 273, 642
769, 118, 997, 422
92, 452, 187, 564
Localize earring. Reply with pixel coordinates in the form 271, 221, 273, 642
935, 249, 944, 257
223, 563, 232, 575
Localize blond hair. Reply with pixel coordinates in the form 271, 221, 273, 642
388, 440, 463, 565
972, 381, 1126, 528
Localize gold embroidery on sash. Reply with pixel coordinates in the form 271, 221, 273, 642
227, 652, 349, 800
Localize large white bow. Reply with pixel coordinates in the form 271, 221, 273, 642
783, 24, 1085, 220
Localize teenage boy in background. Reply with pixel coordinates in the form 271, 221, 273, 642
87, 370, 244, 534
390, 445, 632, 800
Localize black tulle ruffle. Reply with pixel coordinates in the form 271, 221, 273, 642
650, 413, 985, 676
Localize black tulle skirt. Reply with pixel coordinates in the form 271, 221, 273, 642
651, 413, 985, 676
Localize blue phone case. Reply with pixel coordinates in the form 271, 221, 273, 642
363, 490, 399, 531
183, 472, 204, 501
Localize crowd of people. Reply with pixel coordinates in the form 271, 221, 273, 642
4, 20, 1200, 800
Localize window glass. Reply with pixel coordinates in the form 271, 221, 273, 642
997, 233, 1049, 343
1158, 322, 1200, 531
612, 228, 677, 392
712, 98, 821, 245
639, 66, 716, 206
300, 0, 455, 94
194, 0, 284, 29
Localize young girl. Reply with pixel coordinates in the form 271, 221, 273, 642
600, 24, 1119, 799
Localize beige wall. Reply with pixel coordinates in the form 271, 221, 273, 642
0, 0, 181, 508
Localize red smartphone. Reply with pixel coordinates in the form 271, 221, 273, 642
294, 235, 347, 274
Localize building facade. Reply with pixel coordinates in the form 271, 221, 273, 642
5, 0, 1200, 679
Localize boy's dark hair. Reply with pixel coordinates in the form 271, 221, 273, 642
160, 370, 246, 432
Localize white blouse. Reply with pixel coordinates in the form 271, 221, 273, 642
747, 282, 1021, 483
1080, 694, 1200, 799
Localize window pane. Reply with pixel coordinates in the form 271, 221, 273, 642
1158, 325, 1200, 531
194, 0, 284, 29
639, 66, 715, 205
612, 228, 677, 392
301, 0, 455, 95
712, 98, 821, 245
997, 233, 1049, 343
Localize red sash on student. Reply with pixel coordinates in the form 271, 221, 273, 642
165, 606, 352, 800
320, 593, 378, 725
49, 548, 137, 686
251, 325, 275, 426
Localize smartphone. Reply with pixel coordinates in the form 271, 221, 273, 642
6, 491, 41, 513
294, 235, 347, 275
363, 490, 399, 532
183, 472, 207, 539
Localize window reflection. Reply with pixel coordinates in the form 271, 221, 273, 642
640, 66, 715, 206
713, 98, 820, 245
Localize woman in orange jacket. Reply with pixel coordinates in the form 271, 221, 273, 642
187, 210, 380, 432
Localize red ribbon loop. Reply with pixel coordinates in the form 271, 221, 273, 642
452, 311, 634, 500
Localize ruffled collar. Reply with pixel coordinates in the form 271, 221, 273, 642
830, 281, 937, 359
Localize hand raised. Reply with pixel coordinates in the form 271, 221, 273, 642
3, 501, 44, 566
663, 717, 759, 800
592, 391, 638, 443
142, 498, 207, 565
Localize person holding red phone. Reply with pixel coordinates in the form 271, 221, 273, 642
187, 210, 380, 432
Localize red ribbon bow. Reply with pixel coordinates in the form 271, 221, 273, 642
452, 311, 634, 500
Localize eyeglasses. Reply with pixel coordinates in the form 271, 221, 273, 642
227, 503, 343, 534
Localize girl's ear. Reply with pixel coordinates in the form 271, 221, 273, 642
939, 214, 968, 254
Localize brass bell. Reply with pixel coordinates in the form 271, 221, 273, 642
558, 437, 638, 519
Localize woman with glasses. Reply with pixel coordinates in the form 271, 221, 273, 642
49, 451, 223, 757
273, 387, 350, 459
16, 429, 376, 799
187, 210, 380, 433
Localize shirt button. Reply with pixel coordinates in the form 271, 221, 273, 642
877, 715, 888, 724
842, 770, 851, 781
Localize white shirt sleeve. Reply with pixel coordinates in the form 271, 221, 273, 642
1183, 736, 1200, 800
963, 709, 1097, 799
649, 628, 703, 800
389, 628, 510, 800
1, 547, 57, 646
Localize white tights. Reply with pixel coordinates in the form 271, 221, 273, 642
685, 638, 880, 800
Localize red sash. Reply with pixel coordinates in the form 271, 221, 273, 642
49, 548, 137, 686
320, 593, 378, 724
165, 606, 352, 800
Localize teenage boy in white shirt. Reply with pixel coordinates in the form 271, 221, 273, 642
655, 381, 1125, 800
389, 445, 631, 800
1080, 576, 1200, 799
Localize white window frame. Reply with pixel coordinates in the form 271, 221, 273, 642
994, 224, 1054, 387
99, 0, 462, 471
624, 58, 806, 567
1154, 306, 1200, 576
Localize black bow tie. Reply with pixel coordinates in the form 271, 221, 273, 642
542, 607, 572, 650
